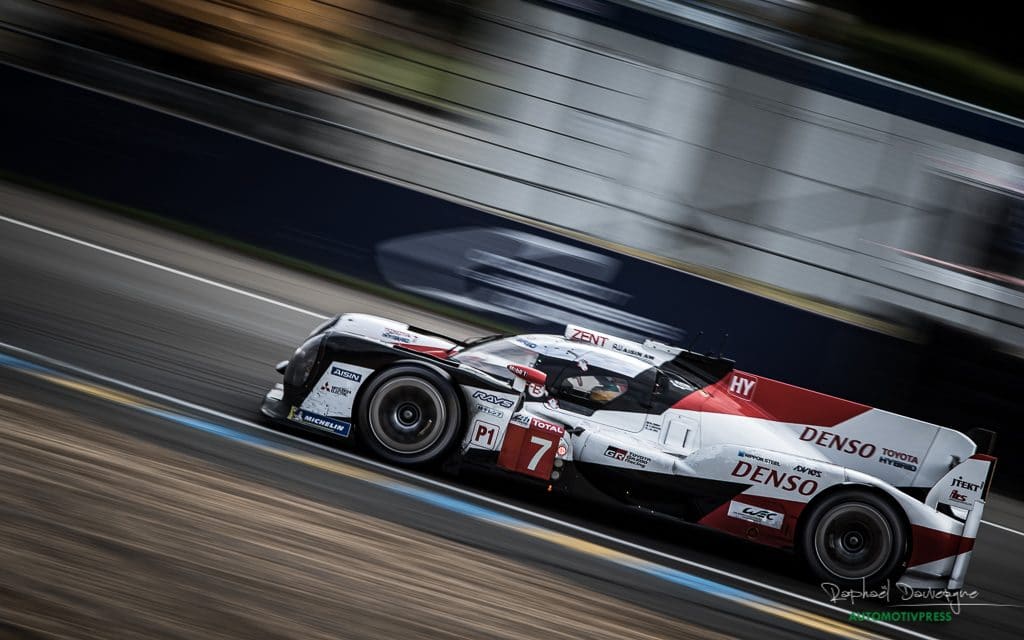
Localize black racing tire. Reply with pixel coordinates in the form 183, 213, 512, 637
798, 489, 908, 588
356, 365, 462, 466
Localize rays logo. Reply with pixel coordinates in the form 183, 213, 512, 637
472, 390, 514, 408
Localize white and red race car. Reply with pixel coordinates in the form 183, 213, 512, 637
261, 313, 996, 589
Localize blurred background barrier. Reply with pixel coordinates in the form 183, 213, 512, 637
2, 0, 1022, 354
0, 62, 913, 403
1, 1, 1022, 477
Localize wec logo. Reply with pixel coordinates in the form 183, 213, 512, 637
472, 390, 514, 408
743, 507, 777, 521
727, 501, 783, 529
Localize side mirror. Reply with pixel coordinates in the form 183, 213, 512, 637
507, 364, 547, 387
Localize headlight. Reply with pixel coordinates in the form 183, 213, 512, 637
284, 334, 325, 387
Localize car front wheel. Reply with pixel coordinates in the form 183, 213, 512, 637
357, 365, 462, 466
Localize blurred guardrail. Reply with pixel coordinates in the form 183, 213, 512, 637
0, 61, 912, 399
2, 0, 1021, 355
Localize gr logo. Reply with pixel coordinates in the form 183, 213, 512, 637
727, 501, 783, 529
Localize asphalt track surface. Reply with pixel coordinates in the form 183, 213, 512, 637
1, 182, 1023, 640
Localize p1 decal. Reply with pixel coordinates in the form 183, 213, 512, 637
727, 373, 757, 400
471, 421, 500, 449
727, 501, 784, 530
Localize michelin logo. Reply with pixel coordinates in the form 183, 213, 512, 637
331, 366, 362, 382
289, 407, 352, 437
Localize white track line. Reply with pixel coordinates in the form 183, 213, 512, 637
1, 212, 1022, 542
0, 214, 329, 320
981, 519, 1024, 538
0, 340, 937, 640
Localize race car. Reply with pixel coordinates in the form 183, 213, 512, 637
260, 313, 997, 589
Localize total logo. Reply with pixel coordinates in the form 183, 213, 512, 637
472, 390, 515, 408
530, 417, 564, 435
727, 501, 784, 530
509, 413, 564, 435
731, 460, 819, 496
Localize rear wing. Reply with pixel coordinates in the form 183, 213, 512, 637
925, 454, 997, 515
923, 454, 997, 589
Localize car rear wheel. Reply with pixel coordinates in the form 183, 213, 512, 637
799, 490, 907, 588
357, 365, 462, 465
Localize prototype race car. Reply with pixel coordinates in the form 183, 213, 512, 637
260, 313, 997, 589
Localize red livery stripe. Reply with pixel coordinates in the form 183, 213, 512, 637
908, 525, 973, 567
675, 370, 871, 427
395, 344, 454, 359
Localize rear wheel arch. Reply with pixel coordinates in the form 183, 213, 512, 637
796, 483, 911, 587
797, 483, 911, 540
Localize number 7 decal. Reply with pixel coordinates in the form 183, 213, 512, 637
527, 436, 552, 471
498, 421, 560, 480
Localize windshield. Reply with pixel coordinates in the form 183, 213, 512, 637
450, 337, 540, 381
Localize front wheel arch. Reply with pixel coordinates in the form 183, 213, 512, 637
354, 363, 466, 466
